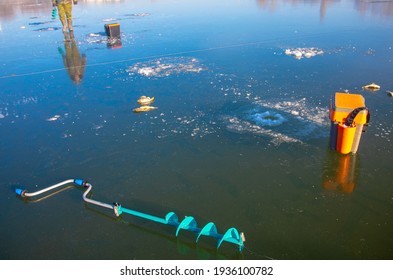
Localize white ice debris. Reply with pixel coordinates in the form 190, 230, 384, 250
86, 33, 108, 44
47, 115, 61, 121
284, 48, 324, 59
138, 67, 156, 76
131, 13, 150, 17
127, 57, 206, 78
102, 18, 118, 22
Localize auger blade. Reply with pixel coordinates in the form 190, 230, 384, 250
196, 222, 218, 243
165, 212, 179, 226
217, 227, 244, 251
175, 216, 198, 237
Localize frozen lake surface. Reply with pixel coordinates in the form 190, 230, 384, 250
1, 0, 393, 259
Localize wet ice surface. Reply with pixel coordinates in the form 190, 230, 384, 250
34, 27, 62, 32
0, 52, 382, 146
110, 56, 329, 143
0, 94, 329, 145
0, 96, 38, 122
0, 20, 391, 146
374, 120, 392, 141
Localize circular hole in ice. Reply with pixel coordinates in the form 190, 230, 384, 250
251, 111, 287, 127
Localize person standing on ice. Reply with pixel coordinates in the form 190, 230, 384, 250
52, 0, 78, 32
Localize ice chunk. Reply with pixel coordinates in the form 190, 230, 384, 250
284, 47, 324, 59
47, 115, 60, 121
127, 57, 206, 78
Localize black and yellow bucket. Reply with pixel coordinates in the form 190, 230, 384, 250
105, 23, 120, 38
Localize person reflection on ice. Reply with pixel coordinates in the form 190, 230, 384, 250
58, 31, 86, 84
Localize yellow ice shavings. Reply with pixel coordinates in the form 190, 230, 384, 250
362, 82, 380, 92
133, 96, 157, 112
133, 106, 158, 113
137, 96, 155, 105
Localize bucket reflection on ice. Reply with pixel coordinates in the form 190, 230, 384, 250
322, 153, 358, 193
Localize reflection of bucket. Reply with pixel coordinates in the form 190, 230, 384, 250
322, 152, 358, 193
336, 124, 356, 154
337, 155, 351, 184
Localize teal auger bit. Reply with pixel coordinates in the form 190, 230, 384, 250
15, 179, 245, 252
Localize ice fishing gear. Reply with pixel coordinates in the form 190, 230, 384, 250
15, 179, 245, 252
329, 93, 370, 154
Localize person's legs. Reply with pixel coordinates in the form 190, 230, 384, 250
64, 2, 73, 31
57, 3, 67, 31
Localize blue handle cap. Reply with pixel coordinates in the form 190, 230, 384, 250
15, 188, 26, 196
74, 179, 85, 186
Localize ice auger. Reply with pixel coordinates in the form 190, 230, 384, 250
15, 179, 245, 252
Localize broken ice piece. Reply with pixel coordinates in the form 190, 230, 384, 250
284, 48, 324, 59
47, 115, 61, 121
